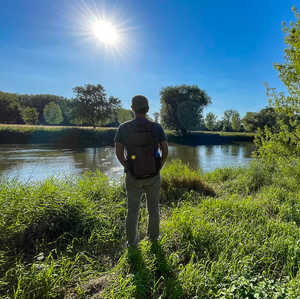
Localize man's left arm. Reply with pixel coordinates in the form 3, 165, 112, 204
156, 124, 168, 168
160, 140, 168, 168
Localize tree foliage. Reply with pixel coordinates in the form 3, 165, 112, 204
205, 112, 217, 131
160, 85, 211, 134
0, 91, 22, 123
231, 111, 241, 132
221, 110, 240, 131
22, 107, 39, 125
18, 94, 66, 124
153, 112, 160, 123
117, 108, 134, 123
242, 107, 281, 132
256, 7, 300, 162
43, 102, 64, 125
73, 84, 121, 128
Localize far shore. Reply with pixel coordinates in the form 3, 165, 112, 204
0, 124, 255, 146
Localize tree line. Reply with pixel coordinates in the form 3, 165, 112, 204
202, 107, 299, 133
1, 82, 296, 134
0, 85, 133, 127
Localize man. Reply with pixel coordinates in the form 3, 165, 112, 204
115, 95, 168, 247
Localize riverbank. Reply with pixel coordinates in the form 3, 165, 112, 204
1, 160, 299, 298
0, 124, 254, 146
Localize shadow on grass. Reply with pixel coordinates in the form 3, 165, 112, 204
127, 242, 183, 298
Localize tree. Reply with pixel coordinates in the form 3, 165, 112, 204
0, 91, 22, 123
242, 112, 259, 132
256, 7, 300, 162
242, 108, 281, 132
18, 94, 65, 124
59, 98, 76, 125
222, 109, 239, 131
160, 85, 211, 134
153, 112, 160, 123
43, 101, 63, 125
205, 112, 217, 131
117, 108, 134, 123
73, 84, 121, 128
231, 111, 241, 132
22, 107, 39, 125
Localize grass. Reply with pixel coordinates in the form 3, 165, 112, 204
0, 124, 254, 146
0, 125, 117, 146
1, 160, 300, 298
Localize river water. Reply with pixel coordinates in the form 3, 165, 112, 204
0, 143, 255, 182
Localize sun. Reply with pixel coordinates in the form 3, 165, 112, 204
92, 19, 119, 45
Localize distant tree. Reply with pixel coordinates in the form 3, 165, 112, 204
160, 85, 211, 134
18, 94, 65, 124
222, 109, 238, 131
153, 112, 160, 123
215, 119, 224, 131
242, 107, 284, 132
22, 107, 39, 125
231, 111, 241, 131
43, 102, 63, 125
59, 98, 76, 125
205, 112, 217, 131
242, 112, 259, 132
0, 91, 22, 123
73, 84, 121, 128
117, 108, 134, 123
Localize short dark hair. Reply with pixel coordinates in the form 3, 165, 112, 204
134, 106, 149, 114
131, 95, 149, 114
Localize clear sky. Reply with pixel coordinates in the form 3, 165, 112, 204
0, 0, 296, 118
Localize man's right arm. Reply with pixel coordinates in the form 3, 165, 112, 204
115, 142, 126, 168
114, 125, 127, 169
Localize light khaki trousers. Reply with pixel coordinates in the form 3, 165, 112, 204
125, 172, 161, 246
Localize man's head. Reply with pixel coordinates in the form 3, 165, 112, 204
131, 95, 149, 115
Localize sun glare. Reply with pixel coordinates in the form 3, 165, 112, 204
92, 19, 119, 45
70, 1, 133, 56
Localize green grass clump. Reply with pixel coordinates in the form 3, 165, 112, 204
160, 160, 215, 204
206, 160, 273, 196
0, 171, 127, 298
1, 159, 300, 298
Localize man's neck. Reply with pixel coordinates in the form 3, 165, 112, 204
135, 113, 146, 119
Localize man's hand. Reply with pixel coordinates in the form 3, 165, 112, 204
160, 140, 168, 168
115, 142, 126, 168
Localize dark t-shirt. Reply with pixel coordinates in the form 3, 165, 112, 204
114, 118, 167, 147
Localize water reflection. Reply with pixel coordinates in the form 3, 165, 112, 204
231, 144, 240, 156
0, 143, 255, 182
205, 145, 214, 157
167, 144, 201, 169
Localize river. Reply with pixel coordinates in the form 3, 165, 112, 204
0, 143, 255, 182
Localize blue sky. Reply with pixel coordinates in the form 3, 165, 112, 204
0, 0, 296, 118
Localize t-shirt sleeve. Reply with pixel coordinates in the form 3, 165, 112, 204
114, 125, 124, 144
155, 124, 167, 143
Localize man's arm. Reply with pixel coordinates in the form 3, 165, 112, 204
160, 140, 168, 168
115, 142, 126, 168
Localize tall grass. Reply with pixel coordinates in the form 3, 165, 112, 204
1, 160, 300, 298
